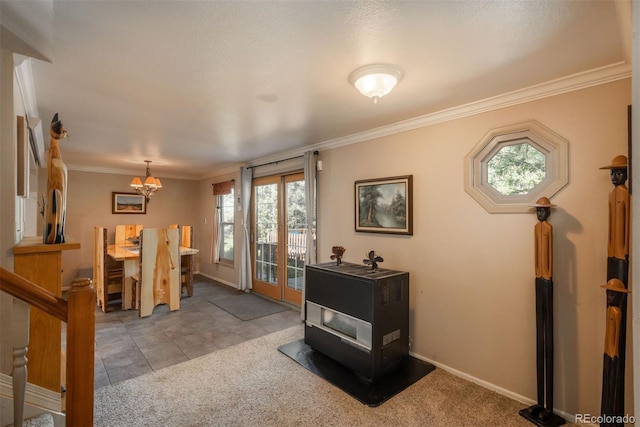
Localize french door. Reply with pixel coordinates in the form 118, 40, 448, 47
251, 172, 307, 305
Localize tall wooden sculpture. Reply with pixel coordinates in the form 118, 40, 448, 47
599, 155, 630, 425
44, 113, 68, 244
520, 196, 565, 427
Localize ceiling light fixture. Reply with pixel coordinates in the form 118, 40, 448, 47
130, 160, 162, 203
349, 64, 404, 104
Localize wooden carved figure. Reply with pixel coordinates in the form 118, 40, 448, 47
599, 155, 630, 425
601, 155, 630, 262
520, 197, 565, 427
44, 113, 68, 244
330, 246, 345, 265
600, 278, 630, 423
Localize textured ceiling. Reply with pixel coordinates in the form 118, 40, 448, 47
2, 0, 631, 179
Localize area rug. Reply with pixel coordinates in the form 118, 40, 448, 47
209, 292, 290, 320
278, 339, 436, 407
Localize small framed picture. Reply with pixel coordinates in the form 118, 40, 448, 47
112, 192, 146, 214
355, 175, 413, 235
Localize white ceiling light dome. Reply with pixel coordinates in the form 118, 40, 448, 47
349, 64, 404, 103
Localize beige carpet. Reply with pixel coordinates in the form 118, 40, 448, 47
94, 325, 564, 426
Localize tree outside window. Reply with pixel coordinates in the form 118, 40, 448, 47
487, 142, 546, 196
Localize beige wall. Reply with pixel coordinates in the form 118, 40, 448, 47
316, 79, 631, 417
52, 170, 200, 286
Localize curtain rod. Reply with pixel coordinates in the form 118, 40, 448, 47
246, 150, 318, 170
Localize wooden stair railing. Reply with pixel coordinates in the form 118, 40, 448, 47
0, 267, 95, 427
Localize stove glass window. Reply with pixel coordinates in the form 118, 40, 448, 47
322, 308, 357, 339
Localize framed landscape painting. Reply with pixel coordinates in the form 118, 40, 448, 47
112, 192, 146, 214
355, 175, 413, 235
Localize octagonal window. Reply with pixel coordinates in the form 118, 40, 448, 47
464, 121, 569, 213
487, 142, 546, 196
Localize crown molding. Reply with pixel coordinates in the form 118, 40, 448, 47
312, 61, 631, 154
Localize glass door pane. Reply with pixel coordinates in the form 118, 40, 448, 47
284, 173, 305, 305
252, 177, 281, 300
251, 172, 307, 305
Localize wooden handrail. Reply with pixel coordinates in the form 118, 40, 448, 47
0, 268, 67, 320
0, 267, 95, 426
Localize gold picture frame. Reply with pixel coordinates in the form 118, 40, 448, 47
355, 175, 413, 235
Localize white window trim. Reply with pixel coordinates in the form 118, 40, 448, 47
464, 120, 569, 213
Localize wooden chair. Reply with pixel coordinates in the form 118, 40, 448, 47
115, 224, 143, 245
134, 228, 181, 317
93, 226, 124, 312
180, 225, 193, 247
179, 225, 194, 297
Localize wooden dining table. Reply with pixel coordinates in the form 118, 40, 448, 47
107, 243, 199, 310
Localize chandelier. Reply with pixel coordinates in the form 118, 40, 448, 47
349, 64, 403, 104
130, 160, 162, 202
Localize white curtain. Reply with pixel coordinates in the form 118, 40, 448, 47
301, 150, 318, 318
239, 166, 253, 291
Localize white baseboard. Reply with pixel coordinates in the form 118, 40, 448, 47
0, 372, 63, 426
409, 352, 580, 424
196, 271, 238, 289
0, 373, 61, 412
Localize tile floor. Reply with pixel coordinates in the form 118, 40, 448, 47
92, 275, 301, 389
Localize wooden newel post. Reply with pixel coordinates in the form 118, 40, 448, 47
65, 277, 95, 427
